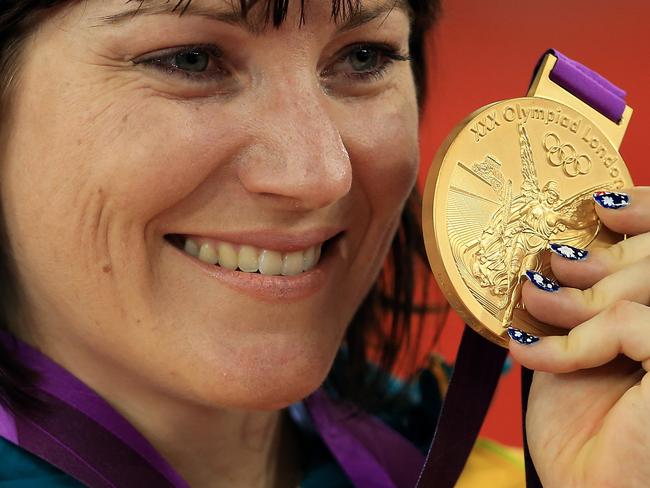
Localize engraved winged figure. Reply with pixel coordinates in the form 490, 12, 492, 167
470, 124, 609, 326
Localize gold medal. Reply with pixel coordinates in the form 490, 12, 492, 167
422, 52, 634, 347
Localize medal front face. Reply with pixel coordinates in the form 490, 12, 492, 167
422, 97, 633, 347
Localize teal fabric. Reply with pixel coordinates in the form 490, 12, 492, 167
0, 367, 445, 487
0, 417, 361, 488
0, 437, 86, 487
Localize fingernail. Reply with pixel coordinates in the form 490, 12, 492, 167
593, 191, 630, 209
549, 243, 588, 261
507, 327, 540, 345
525, 270, 560, 292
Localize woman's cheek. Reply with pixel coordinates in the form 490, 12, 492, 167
335, 89, 419, 296
80, 97, 243, 220
345, 92, 420, 210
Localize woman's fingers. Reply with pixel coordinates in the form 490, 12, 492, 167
512, 187, 650, 372
593, 187, 650, 236
550, 232, 650, 290
509, 300, 650, 373
522, 256, 650, 329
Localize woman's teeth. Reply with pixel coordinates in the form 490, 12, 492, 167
182, 237, 322, 276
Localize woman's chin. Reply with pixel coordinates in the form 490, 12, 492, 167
184, 352, 336, 411
204, 374, 327, 411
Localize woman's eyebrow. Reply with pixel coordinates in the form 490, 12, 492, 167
91, 0, 412, 32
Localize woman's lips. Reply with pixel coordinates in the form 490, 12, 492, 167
164, 233, 344, 302
170, 227, 343, 252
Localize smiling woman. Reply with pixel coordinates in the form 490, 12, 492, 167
0, 0, 435, 405
0, 0, 444, 485
0, 0, 523, 487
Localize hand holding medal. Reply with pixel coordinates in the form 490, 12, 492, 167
422, 50, 650, 486
511, 191, 650, 487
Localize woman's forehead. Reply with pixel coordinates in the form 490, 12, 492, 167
91, 0, 412, 30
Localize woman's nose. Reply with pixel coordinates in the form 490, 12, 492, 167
236, 78, 352, 211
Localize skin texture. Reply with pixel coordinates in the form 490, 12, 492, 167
0, 0, 419, 486
513, 187, 650, 487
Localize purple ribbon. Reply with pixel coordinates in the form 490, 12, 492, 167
0, 331, 188, 487
304, 389, 425, 488
0, 331, 426, 487
547, 48, 627, 122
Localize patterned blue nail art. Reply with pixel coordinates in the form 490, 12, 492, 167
549, 243, 589, 261
507, 327, 540, 345
525, 270, 560, 292
593, 191, 629, 209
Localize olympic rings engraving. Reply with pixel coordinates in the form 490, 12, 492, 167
543, 132, 592, 177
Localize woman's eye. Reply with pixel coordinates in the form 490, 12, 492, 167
174, 50, 210, 72
133, 44, 228, 81
324, 43, 412, 83
349, 47, 381, 72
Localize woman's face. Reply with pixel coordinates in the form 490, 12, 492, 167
0, 0, 419, 409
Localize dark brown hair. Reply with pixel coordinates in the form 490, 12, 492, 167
0, 0, 444, 413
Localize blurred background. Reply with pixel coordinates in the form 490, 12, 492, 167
417, 0, 650, 447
